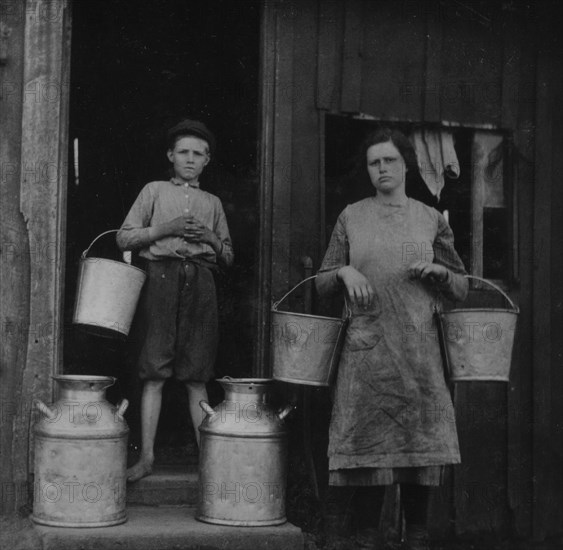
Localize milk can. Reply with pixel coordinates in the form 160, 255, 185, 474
196, 378, 293, 526
32, 375, 129, 527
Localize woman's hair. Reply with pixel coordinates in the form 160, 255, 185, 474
360, 127, 418, 172
340, 125, 436, 206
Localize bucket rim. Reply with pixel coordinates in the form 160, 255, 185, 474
217, 377, 274, 384
439, 308, 519, 315
450, 376, 510, 382
273, 375, 330, 387
270, 309, 344, 323
73, 322, 128, 339
80, 256, 146, 275
52, 374, 117, 383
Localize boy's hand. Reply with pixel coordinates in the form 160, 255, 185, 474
149, 215, 188, 241
150, 215, 221, 254
183, 216, 218, 247
167, 215, 190, 237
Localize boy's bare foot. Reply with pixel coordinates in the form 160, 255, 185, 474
126, 458, 153, 483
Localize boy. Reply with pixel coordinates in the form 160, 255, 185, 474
117, 119, 233, 482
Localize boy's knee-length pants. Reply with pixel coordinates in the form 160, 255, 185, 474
136, 259, 218, 382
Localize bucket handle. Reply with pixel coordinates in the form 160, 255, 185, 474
81, 229, 122, 260
272, 275, 352, 319
464, 275, 519, 313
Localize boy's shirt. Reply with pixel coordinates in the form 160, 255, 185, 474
117, 178, 234, 267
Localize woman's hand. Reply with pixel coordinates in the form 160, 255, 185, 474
337, 266, 374, 309
407, 260, 449, 284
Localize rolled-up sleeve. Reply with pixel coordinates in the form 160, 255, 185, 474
315, 212, 349, 297
116, 185, 154, 252
433, 214, 468, 302
213, 198, 234, 267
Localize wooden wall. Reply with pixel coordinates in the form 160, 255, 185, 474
0, 0, 71, 514
258, 0, 563, 541
531, 1, 563, 540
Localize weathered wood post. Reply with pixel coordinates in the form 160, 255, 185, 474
0, 0, 71, 514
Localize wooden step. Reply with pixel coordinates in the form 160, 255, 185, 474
126, 465, 199, 506
33, 504, 304, 550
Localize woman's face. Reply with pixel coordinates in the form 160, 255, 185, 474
366, 141, 407, 195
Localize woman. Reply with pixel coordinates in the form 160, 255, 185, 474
316, 128, 468, 549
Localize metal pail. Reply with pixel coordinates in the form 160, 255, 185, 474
32, 375, 129, 527
438, 276, 519, 382
197, 378, 294, 526
73, 230, 146, 338
271, 276, 349, 386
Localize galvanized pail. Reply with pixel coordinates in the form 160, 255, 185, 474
438, 276, 519, 382
271, 276, 350, 386
73, 230, 146, 338
32, 375, 129, 527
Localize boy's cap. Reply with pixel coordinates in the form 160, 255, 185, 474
167, 119, 216, 154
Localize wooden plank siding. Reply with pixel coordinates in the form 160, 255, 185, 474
270, 1, 294, 305
261, 0, 562, 540
506, 4, 536, 538
255, 0, 277, 376
531, 1, 563, 540
289, 0, 321, 303
360, 0, 426, 121
0, 0, 71, 513
438, 3, 504, 127
340, 0, 363, 113
548, 42, 563, 544
0, 0, 29, 515
316, 0, 343, 111
423, 0, 444, 123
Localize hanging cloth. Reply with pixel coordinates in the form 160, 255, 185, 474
411, 129, 460, 200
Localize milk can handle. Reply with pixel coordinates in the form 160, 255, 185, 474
272, 275, 352, 319
115, 399, 129, 419
278, 404, 295, 421
464, 275, 519, 313
34, 399, 57, 420
199, 400, 216, 418
81, 229, 121, 260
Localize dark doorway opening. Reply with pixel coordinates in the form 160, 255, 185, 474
64, 0, 261, 459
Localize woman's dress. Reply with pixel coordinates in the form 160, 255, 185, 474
316, 197, 468, 485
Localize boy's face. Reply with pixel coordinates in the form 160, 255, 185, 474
167, 135, 210, 183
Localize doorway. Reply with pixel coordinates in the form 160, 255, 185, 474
64, 0, 261, 456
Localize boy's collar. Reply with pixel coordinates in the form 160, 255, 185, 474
171, 177, 200, 188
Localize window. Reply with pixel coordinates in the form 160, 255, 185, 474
324, 115, 514, 285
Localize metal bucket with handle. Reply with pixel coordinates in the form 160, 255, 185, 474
437, 275, 519, 382
73, 230, 146, 338
271, 276, 350, 386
